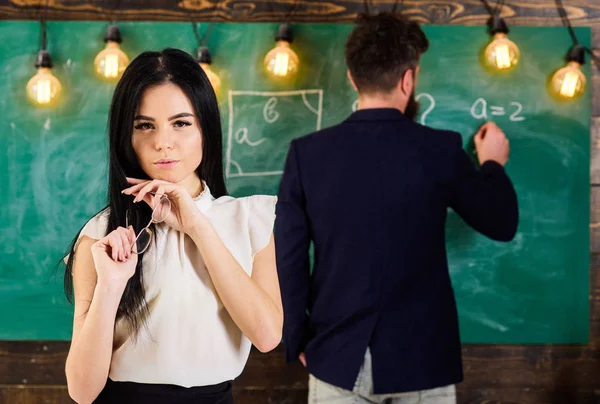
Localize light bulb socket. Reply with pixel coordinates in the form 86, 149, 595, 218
104, 24, 123, 44
565, 44, 586, 65
275, 23, 293, 43
35, 49, 53, 68
488, 17, 509, 36
196, 46, 212, 64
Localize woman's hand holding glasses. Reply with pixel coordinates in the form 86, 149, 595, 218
91, 226, 138, 286
122, 177, 204, 236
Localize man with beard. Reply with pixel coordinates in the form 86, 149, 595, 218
275, 12, 518, 404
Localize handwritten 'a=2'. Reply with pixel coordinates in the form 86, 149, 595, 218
471, 98, 525, 122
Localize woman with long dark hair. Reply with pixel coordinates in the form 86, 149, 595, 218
63, 48, 282, 404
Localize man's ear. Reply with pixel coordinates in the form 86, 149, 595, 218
400, 68, 415, 97
347, 70, 358, 92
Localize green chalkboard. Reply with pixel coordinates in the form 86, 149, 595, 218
0, 22, 591, 343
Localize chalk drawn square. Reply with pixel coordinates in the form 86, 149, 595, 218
226, 90, 323, 178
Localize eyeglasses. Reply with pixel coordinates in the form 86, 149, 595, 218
125, 195, 171, 254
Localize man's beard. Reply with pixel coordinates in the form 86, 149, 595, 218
404, 91, 420, 121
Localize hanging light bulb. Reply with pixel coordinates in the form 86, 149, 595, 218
196, 46, 221, 94
550, 44, 587, 100
26, 49, 62, 106
264, 24, 299, 78
94, 24, 129, 80
482, 17, 520, 72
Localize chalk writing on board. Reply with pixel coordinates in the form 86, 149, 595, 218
509, 102, 525, 121
471, 98, 525, 122
415, 93, 435, 126
235, 127, 266, 147
226, 89, 324, 178
263, 97, 279, 123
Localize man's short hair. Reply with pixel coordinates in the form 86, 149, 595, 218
345, 12, 429, 94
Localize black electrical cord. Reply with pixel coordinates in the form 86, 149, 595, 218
191, 21, 214, 47
480, 0, 504, 17
189, 0, 221, 47
40, 0, 49, 50
285, 0, 300, 23
554, 0, 600, 69
391, 0, 403, 14
479, 0, 495, 17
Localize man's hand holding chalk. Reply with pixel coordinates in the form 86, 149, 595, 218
474, 121, 510, 166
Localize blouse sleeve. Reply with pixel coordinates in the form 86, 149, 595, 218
247, 195, 277, 258
63, 209, 109, 264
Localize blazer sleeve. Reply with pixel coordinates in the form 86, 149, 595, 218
275, 140, 312, 363
447, 132, 519, 242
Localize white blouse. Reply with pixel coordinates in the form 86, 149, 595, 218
71, 184, 277, 387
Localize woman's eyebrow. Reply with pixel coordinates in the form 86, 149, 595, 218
168, 112, 194, 120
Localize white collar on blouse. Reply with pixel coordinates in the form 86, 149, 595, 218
194, 181, 214, 213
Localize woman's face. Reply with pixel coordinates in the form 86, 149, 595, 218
131, 82, 203, 192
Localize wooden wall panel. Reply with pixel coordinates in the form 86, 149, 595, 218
0, 0, 599, 25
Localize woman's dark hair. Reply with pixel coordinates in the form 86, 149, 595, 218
64, 48, 227, 334
345, 12, 429, 94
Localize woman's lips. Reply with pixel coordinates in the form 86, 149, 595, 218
154, 159, 180, 168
